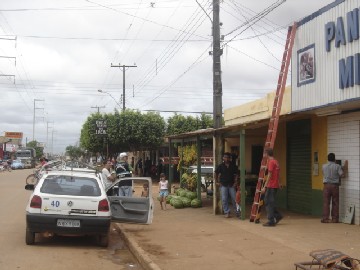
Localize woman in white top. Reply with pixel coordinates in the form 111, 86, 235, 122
158, 173, 168, 210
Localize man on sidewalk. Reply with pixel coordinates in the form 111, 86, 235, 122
215, 152, 238, 218
261, 148, 283, 226
321, 153, 347, 223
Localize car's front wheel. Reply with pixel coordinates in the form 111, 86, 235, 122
98, 233, 109, 247
26, 228, 35, 245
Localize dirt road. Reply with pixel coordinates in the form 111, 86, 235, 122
119, 193, 360, 270
0, 169, 142, 270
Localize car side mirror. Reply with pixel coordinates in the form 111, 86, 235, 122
25, 184, 35, 190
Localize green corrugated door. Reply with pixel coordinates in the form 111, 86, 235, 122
286, 120, 312, 214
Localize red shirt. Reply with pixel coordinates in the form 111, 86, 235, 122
267, 158, 280, 188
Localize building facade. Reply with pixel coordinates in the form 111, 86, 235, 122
292, 0, 360, 224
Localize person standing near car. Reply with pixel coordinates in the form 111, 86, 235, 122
116, 152, 133, 197
101, 160, 116, 195
215, 152, 238, 218
261, 148, 283, 227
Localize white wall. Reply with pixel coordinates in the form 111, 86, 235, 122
328, 112, 360, 224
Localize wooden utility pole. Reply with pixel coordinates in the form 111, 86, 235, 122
212, 0, 223, 215
110, 64, 137, 111
213, 0, 222, 129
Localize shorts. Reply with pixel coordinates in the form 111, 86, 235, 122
159, 190, 169, 197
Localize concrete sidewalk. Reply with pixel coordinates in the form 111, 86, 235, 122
117, 196, 360, 270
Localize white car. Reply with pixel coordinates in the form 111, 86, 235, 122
187, 166, 214, 192
25, 170, 153, 247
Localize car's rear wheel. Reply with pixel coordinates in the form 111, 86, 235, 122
26, 228, 35, 245
98, 233, 109, 247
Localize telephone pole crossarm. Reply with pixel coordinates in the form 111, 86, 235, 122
110, 63, 137, 112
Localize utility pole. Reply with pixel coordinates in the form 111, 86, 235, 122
46, 121, 53, 156
91, 105, 105, 113
110, 63, 137, 111
33, 99, 44, 142
51, 129, 57, 155
213, 0, 222, 129
212, 0, 223, 215
0, 37, 16, 82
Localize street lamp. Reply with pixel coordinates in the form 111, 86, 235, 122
98, 89, 121, 109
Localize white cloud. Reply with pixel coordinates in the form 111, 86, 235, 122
0, 0, 336, 153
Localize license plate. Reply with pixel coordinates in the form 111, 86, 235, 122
57, 219, 80, 227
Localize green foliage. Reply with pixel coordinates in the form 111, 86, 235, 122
179, 173, 197, 191
177, 144, 197, 170
80, 110, 166, 154
65, 145, 84, 159
80, 113, 109, 154
166, 113, 213, 135
26, 141, 44, 158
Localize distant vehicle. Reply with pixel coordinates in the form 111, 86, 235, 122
187, 166, 214, 192
24, 171, 153, 246
16, 148, 36, 169
11, 159, 25, 170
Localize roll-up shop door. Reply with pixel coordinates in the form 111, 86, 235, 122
286, 119, 312, 214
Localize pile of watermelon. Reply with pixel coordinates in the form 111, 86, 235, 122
166, 188, 202, 209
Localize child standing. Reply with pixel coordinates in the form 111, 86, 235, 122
158, 173, 168, 210
141, 183, 149, 197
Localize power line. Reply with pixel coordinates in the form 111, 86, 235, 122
223, 0, 286, 47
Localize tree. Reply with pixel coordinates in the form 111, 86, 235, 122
65, 145, 84, 159
79, 113, 109, 155
26, 140, 44, 158
80, 110, 166, 154
166, 113, 213, 135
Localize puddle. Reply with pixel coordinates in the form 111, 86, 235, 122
99, 226, 144, 269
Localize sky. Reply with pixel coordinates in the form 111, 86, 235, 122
0, 0, 335, 154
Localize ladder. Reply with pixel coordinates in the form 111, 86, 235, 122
249, 23, 297, 223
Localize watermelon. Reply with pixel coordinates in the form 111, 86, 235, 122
180, 197, 191, 207
191, 198, 202, 208
185, 191, 197, 200
172, 198, 184, 209
170, 196, 180, 206
166, 195, 173, 204
176, 188, 185, 196
179, 190, 187, 197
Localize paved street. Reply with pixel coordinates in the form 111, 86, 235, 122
0, 169, 142, 270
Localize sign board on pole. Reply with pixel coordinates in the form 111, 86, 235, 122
95, 120, 107, 135
5, 132, 23, 139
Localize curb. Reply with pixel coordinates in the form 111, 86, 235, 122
114, 223, 162, 270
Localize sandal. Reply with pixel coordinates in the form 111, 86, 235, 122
321, 219, 331, 223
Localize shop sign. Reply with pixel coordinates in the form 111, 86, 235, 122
324, 8, 360, 89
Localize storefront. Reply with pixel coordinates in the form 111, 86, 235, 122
292, 0, 360, 224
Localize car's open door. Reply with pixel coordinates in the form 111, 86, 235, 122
106, 177, 153, 224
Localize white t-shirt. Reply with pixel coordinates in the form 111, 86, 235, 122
102, 168, 113, 190
159, 180, 168, 190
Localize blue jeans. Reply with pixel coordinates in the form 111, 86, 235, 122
118, 186, 132, 197
220, 185, 237, 214
264, 188, 282, 223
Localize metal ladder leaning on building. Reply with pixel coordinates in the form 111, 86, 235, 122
249, 23, 297, 223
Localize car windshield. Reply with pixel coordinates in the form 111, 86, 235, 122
40, 175, 101, 196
